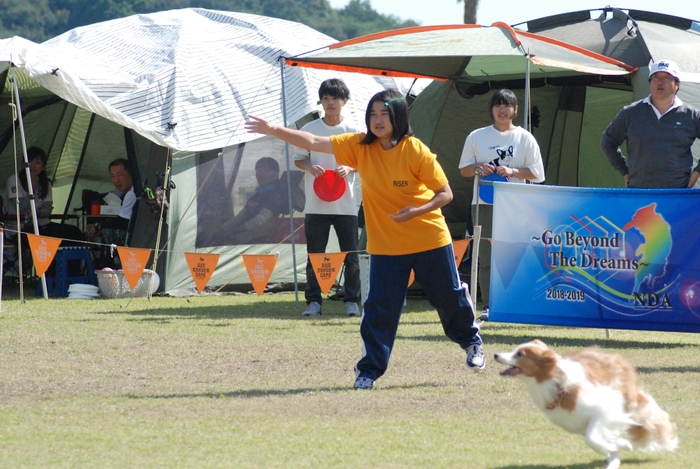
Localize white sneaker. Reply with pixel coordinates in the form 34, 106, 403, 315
344, 302, 360, 317
302, 301, 322, 317
354, 377, 374, 390
466, 344, 485, 370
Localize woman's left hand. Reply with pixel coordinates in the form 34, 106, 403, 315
389, 206, 417, 223
496, 166, 516, 178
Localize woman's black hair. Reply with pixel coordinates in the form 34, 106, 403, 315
360, 89, 413, 145
19, 146, 50, 198
489, 89, 519, 119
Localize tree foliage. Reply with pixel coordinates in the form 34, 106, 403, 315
337, 0, 417, 39
0, 0, 418, 42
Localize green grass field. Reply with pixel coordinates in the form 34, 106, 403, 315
1, 289, 698, 468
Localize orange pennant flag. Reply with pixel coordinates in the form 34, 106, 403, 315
184, 252, 220, 293
452, 239, 471, 267
116, 247, 152, 290
27, 234, 62, 277
308, 252, 347, 295
407, 269, 415, 287
242, 254, 278, 296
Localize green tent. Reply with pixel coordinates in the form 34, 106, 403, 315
413, 8, 700, 237
289, 7, 700, 238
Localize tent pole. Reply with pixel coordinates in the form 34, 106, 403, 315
64, 113, 96, 218
524, 51, 530, 132
5, 92, 24, 301
279, 57, 300, 303
47, 101, 71, 197
470, 167, 483, 315
9, 64, 49, 300
147, 158, 170, 300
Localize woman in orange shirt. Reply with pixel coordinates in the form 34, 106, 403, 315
246, 90, 484, 389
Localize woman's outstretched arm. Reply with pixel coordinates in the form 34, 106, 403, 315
245, 115, 334, 154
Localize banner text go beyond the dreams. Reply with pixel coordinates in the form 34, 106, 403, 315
489, 183, 700, 332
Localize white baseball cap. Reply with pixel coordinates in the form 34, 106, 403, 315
649, 60, 680, 81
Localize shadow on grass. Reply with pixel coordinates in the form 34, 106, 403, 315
128, 317, 174, 324
90, 299, 353, 321
128, 387, 350, 399
399, 331, 700, 352
637, 365, 700, 373
482, 332, 700, 350
82, 296, 431, 324
493, 459, 653, 469
127, 380, 453, 400
39, 290, 699, 351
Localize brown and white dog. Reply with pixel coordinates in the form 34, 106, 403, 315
494, 340, 677, 469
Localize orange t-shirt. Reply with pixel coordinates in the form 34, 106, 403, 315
331, 133, 452, 255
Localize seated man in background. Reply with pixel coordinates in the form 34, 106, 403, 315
219, 157, 294, 245
85, 158, 137, 268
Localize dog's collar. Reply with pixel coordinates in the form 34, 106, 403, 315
546, 386, 563, 410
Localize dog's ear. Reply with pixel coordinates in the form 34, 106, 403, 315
531, 339, 547, 348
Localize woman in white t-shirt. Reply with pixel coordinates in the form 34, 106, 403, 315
3, 146, 79, 275
458, 89, 545, 314
4, 146, 54, 236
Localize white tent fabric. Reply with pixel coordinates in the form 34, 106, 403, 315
1, 9, 397, 295
6, 8, 388, 152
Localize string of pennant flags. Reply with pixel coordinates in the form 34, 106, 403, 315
5, 227, 479, 297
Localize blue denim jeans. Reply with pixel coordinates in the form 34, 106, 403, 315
304, 213, 360, 304
355, 244, 481, 381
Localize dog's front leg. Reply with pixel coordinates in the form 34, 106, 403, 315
584, 419, 621, 469
603, 451, 620, 469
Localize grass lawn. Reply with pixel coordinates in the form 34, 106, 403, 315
0, 288, 698, 468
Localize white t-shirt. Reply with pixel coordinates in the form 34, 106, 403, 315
4, 174, 53, 228
458, 125, 545, 205
119, 187, 137, 219
294, 118, 362, 215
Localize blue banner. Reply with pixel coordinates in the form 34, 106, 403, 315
489, 184, 700, 332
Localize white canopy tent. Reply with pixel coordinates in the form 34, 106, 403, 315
1, 9, 394, 295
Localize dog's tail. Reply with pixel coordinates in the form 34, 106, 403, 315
628, 390, 678, 453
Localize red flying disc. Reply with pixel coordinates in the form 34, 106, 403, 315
314, 170, 346, 202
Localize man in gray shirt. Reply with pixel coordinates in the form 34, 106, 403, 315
601, 59, 700, 188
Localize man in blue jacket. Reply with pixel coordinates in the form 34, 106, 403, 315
601, 59, 700, 188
